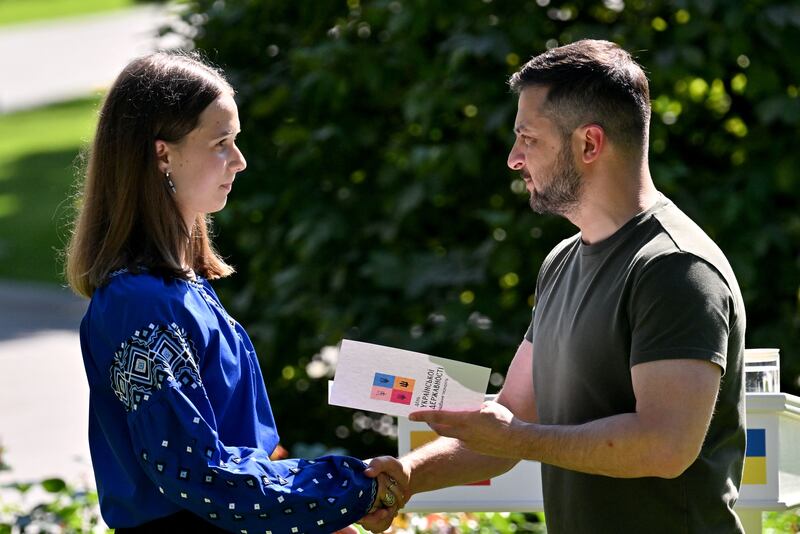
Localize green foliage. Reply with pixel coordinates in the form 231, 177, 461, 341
764, 509, 800, 533
368, 511, 546, 533
176, 0, 800, 460
0, 477, 106, 533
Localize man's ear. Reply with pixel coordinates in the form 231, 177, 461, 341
577, 124, 605, 164
154, 139, 171, 174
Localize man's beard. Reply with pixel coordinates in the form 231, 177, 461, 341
527, 143, 583, 216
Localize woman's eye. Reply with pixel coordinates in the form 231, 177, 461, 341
218, 136, 239, 148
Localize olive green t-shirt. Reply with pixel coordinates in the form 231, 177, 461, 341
525, 195, 745, 533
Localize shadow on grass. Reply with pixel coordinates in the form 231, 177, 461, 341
0, 146, 89, 341
0, 145, 85, 284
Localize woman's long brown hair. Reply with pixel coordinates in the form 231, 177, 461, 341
66, 51, 235, 298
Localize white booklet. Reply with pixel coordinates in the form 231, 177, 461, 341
329, 339, 491, 417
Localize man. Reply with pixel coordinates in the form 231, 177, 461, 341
365, 39, 746, 533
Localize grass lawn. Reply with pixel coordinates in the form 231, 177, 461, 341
0, 97, 101, 284
0, 0, 140, 27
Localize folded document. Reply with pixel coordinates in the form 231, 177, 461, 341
329, 339, 491, 417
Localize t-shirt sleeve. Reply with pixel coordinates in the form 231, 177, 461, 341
629, 253, 734, 373
111, 321, 377, 532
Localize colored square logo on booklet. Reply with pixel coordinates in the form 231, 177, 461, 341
390, 389, 412, 405
371, 372, 414, 404
373, 373, 395, 387
393, 376, 415, 392
370, 386, 391, 400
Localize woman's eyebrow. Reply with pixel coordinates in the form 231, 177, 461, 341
214, 128, 241, 138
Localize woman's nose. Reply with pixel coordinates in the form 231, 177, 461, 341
232, 144, 247, 172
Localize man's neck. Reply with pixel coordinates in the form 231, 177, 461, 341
567, 167, 659, 245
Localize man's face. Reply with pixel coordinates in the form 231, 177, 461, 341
507, 86, 582, 216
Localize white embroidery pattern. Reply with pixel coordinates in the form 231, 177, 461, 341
110, 323, 201, 412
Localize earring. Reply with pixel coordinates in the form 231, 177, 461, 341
165, 171, 176, 194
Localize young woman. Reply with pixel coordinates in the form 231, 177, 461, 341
66, 51, 402, 533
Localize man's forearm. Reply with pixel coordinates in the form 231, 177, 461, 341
402, 436, 518, 495
506, 360, 720, 479
410, 360, 720, 480
510, 412, 695, 479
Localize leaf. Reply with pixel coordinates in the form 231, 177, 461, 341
40, 478, 66, 493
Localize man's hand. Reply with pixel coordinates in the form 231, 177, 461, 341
357, 457, 409, 532
409, 401, 524, 458
363, 456, 410, 503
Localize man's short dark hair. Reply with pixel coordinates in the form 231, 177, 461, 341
509, 39, 651, 156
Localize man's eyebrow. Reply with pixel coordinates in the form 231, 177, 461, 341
513, 124, 529, 135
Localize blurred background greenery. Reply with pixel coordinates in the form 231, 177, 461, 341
0, 0, 168, 26
0, 0, 135, 26
173, 0, 800, 458
1, 0, 798, 532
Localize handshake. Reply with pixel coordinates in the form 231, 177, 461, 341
336, 401, 522, 533
350, 455, 411, 533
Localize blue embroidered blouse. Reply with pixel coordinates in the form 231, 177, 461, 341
80, 271, 377, 532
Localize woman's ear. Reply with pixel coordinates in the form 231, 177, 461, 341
154, 139, 171, 174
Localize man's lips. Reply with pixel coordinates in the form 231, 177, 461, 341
520, 172, 534, 192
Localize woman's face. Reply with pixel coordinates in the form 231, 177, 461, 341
156, 92, 247, 229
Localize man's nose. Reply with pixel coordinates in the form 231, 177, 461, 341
507, 139, 525, 170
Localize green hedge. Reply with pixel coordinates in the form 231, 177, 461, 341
176, 0, 800, 458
